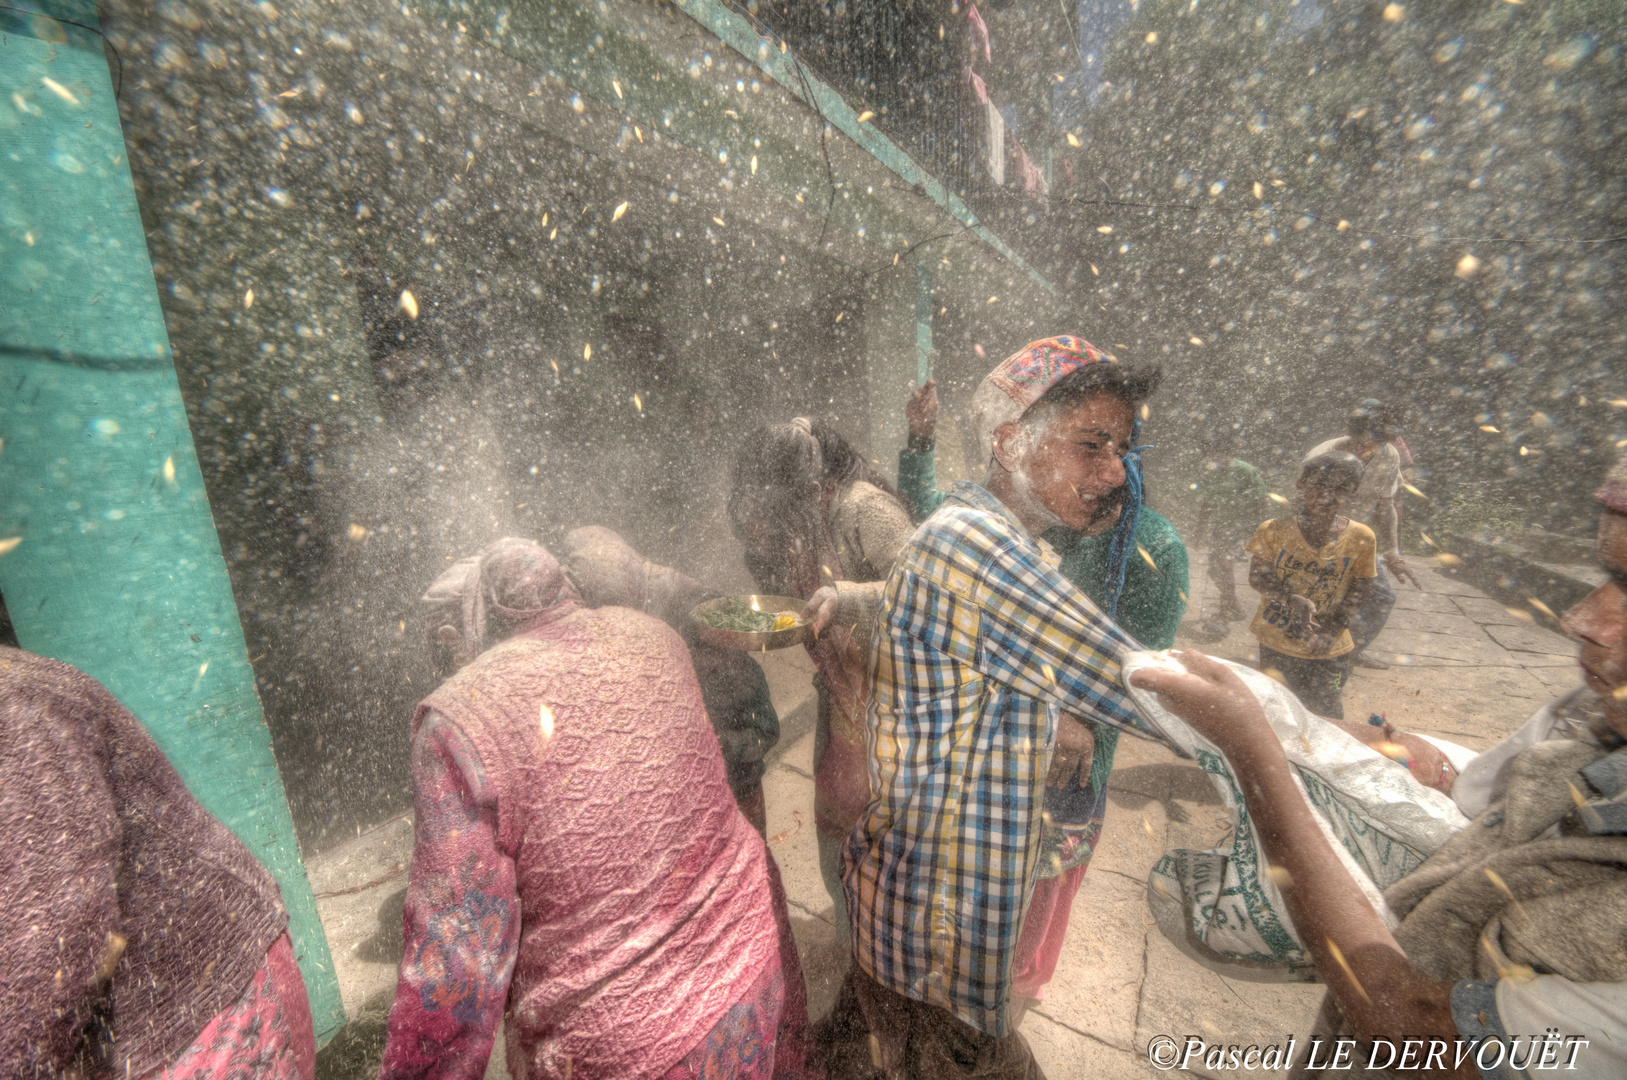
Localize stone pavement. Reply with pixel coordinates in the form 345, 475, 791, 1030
308, 554, 1585, 1079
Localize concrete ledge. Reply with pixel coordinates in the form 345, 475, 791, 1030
1446, 532, 1602, 628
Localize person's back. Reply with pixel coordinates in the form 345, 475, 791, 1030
386, 598, 780, 1080
0, 647, 309, 1079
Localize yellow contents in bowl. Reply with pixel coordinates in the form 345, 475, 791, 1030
771, 612, 799, 632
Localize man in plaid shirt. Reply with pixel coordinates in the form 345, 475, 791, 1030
821, 338, 1161, 1078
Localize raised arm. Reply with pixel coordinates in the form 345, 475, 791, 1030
897, 380, 950, 521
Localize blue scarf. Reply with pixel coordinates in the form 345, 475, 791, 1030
1100, 419, 1147, 620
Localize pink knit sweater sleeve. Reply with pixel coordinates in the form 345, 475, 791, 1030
379, 712, 520, 1080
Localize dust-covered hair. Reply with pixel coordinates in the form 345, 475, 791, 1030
1299, 450, 1365, 494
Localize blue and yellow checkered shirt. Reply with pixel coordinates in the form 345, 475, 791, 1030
842, 482, 1150, 1035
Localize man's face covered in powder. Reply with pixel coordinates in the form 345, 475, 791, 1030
1562, 509, 1627, 738
1007, 391, 1134, 534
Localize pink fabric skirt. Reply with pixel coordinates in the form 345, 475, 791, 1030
662, 955, 785, 1080
142, 931, 315, 1080
1010, 864, 1089, 1002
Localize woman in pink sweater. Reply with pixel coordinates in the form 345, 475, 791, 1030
377, 539, 789, 1080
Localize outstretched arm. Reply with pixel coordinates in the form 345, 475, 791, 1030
1130, 653, 1471, 1074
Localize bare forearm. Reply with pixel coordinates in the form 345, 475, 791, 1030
1228, 739, 1459, 1050
1373, 498, 1399, 556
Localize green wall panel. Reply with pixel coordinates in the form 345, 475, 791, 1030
0, 0, 344, 1044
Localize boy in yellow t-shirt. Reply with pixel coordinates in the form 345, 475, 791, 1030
1244, 451, 1377, 718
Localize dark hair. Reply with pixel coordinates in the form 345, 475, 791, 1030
1346, 399, 1404, 442
1299, 451, 1365, 493
1024, 361, 1163, 421
727, 418, 903, 593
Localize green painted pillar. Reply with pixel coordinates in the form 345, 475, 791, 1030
915, 263, 935, 386
0, 1, 343, 1043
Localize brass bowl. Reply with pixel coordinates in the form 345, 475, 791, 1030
689, 594, 811, 652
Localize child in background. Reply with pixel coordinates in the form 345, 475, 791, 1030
1245, 451, 1377, 719
1191, 426, 1272, 621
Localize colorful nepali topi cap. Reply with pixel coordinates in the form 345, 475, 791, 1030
969, 335, 1115, 459
1597, 450, 1627, 515
983, 335, 1116, 412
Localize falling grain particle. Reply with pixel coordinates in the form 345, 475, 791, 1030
1041, 663, 1057, 685
397, 289, 418, 319
0, 537, 21, 556
1140, 403, 1150, 420
856, 110, 874, 123
1261, 667, 1286, 685
549, 358, 559, 374
632, 393, 642, 413
1253, 181, 1265, 199
1089, 263, 1099, 275
163, 456, 176, 483
1420, 531, 1437, 547
1176, 589, 1188, 603
541, 212, 548, 226
1527, 597, 1556, 619
1142, 816, 1154, 836
550, 227, 557, 240
1375, 741, 1411, 764
1268, 492, 1289, 504
41, 77, 80, 106
835, 311, 844, 322
1189, 336, 1204, 346
96, 933, 127, 980
1503, 607, 1534, 623
1336, 220, 1350, 231
243, 288, 254, 309
1479, 424, 1500, 432
1145, 31, 1158, 43
612, 201, 629, 222
1264, 865, 1294, 889
750, 155, 758, 174
1436, 553, 1463, 567
713, 216, 726, 227
1455, 254, 1480, 278
1096, 225, 1113, 234
583, 343, 592, 361
987, 296, 998, 304
1066, 132, 1081, 147
634, 126, 643, 142
1137, 545, 1160, 572
612, 79, 623, 99
1402, 482, 1426, 498
1483, 868, 1515, 900
539, 703, 555, 740
1382, 3, 1404, 21
869, 1034, 884, 1069
348, 523, 367, 541
893, 253, 900, 266
1325, 938, 1371, 1002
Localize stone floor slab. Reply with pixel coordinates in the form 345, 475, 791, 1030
1133, 929, 1324, 1080
1450, 595, 1532, 626
1483, 620, 1573, 656
1382, 608, 1496, 639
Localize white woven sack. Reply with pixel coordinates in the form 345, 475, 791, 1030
1121, 650, 1472, 982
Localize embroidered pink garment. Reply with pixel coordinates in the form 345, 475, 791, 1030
140, 932, 315, 1080
379, 603, 780, 1080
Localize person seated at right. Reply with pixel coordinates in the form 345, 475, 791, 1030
1245, 451, 1376, 720
1130, 450, 1627, 1078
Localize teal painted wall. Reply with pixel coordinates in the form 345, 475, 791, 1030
0, 0, 344, 1043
